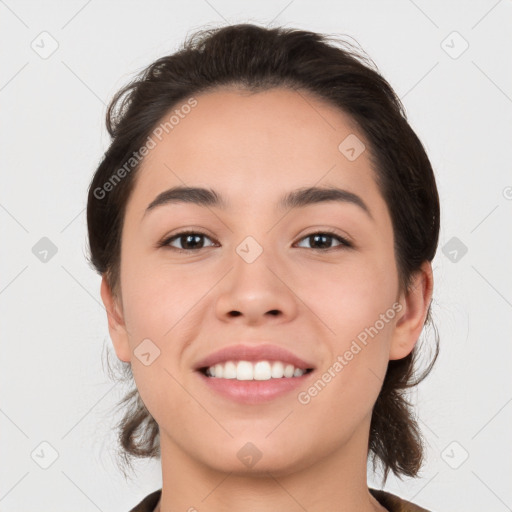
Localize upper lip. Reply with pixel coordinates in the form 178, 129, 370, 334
193, 344, 316, 371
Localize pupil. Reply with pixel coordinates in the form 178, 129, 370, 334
183, 234, 202, 249
311, 234, 330, 249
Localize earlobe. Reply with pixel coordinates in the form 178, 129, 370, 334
389, 261, 433, 360
100, 275, 131, 363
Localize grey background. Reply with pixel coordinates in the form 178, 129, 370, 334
1, 0, 511, 511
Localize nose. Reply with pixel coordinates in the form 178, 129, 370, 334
214, 247, 299, 327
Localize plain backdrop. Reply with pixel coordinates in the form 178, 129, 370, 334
1, 1, 511, 511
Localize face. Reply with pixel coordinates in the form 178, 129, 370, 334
103, 87, 424, 476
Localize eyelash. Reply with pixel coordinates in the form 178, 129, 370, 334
158, 229, 353, 253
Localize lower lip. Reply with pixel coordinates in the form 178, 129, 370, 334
196, 370, 315, 404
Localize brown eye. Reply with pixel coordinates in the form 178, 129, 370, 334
160, 231, 216, 251
295, 231, 352, 250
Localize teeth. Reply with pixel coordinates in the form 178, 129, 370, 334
205, 360, 307, 380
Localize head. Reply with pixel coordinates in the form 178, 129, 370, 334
87, 23, 439, 482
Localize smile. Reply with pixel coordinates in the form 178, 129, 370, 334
200, 360, 314, 380
196, 363, 316, 404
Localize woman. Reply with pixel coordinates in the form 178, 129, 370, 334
87, 23, 439, 512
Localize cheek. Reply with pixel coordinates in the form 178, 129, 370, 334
119, 247, 217, 349
300, 250, 399, 337
119, 226, 175, 321
296, 259, 398, 432
300, 250, 399, 411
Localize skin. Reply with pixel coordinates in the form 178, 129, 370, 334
100, 87, 433, 512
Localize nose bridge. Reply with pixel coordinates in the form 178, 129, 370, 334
214, 231, 298, 324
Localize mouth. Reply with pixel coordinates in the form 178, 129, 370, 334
197, 363, 315, 380
195, 361, 316, 405
192, 344, 317, 403
193, 343, 316, 375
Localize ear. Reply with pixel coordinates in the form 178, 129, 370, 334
100, 275, 131, 363
389, 261, 433, 360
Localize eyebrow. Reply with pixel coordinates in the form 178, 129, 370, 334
143, 185, 373, 220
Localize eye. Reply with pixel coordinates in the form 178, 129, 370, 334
295, 230, 353, 251
158, 229, 352, 253
159, 231, 217, 252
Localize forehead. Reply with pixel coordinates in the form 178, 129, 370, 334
128, 87, 387, 219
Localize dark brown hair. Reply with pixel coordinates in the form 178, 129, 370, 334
87, 23, 440, 482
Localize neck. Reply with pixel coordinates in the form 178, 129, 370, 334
156, 420, 386, 512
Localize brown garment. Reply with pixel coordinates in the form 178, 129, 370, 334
369, 488, 431, 511
128, 488, 432, 512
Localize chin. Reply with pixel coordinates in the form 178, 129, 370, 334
196, 440, 314, 477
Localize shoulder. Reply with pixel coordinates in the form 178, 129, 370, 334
369, 488, 432, 512
128, 489, 161, 512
